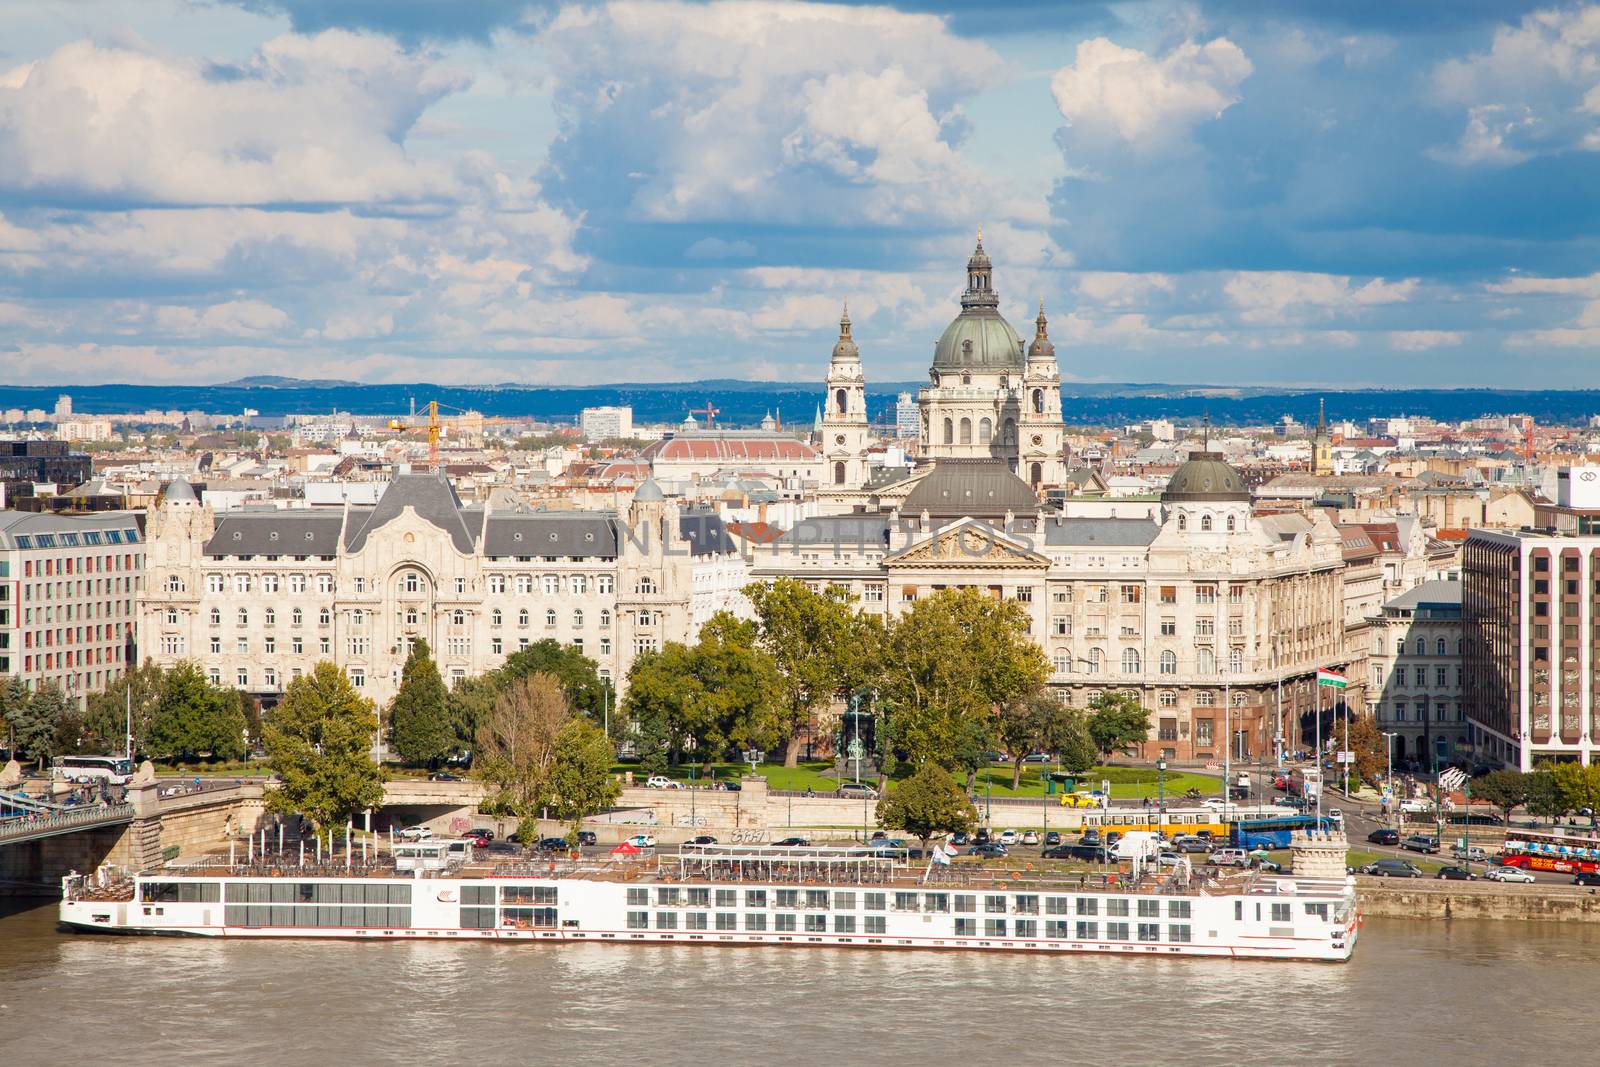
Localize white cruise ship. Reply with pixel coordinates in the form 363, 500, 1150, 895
60, 836, 1358, 963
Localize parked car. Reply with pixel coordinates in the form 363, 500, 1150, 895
837, 782, 878, 799
1067, 844, 1115, 863
974, 828, 992, 845
1451, 845, 1490, 863
997, 829, 1019, 846
461, 828, 492, 844
1363, 858, 1424, 878
1398, 798, 1433, 814
1041, 845, 1076, 860
1079, 831, 1101, 846
1201, 798, 1229, 810
1400, 834, 1441, 855
1210, 847, 1251, 868
576, 831, 597, 846
624, 833, 658, 849
427, 771, 463, 782
1484, 866, 1536, 883
645, 775, 682, 790
1367, 828, 1400, 846
1044, 831, 1062, 846
1251, 856, 1283, 873
1059, 792, 1104, 809
772, 836, 810, 847
688, 835, 719, 846
537, 836, 571, 851
1021, 752, 1053, 764
1021, 830, 1040, 846
1436, 866, 1476, 881
969, 842, 1009, 859
1573, 871, 1600, 887
949, 832, 972, 846
397, 825, 432, 841
1156, 851, 1187, 868
1177, 838, 1213, 854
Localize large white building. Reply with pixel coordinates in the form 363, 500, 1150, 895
580, 406, 634, 443
139, 474, 750, 705
0, 510, 143, 699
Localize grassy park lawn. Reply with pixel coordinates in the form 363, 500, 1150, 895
1344, 848, 1448, 875
970, 764, 1223, 801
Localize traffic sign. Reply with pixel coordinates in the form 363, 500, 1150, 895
1335, 751, 1354, 764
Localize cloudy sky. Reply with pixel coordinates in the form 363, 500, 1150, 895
1, 1, 1598, 388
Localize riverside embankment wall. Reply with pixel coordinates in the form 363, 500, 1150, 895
1357, 881, 1600, 923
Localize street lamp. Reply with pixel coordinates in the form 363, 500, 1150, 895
1381, 731, 1398, 820
1156, 756, 1167, 839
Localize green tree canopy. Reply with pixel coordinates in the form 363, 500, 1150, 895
1086, 691, 1152, 762
80, 660, 166, 757
264, 662, 384, 829
11, 682, 67, 767
1472, 769, 1530, 825
1043, 703, 1098, 776
876, 763, 977, 849
744, 578, 870, 766
549, 717, 622, 841
147, 662, 247, 762
1343, 712, 1387, 787
878, 588, 1049, 771
1551, 762, 1600, 828
621, 613, 782, 775
1525, 767, 1568, 825
389, 639, 453, 767
501, 639, 613, 720
995, 689, 1060, 789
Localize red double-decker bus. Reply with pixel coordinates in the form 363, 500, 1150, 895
1498, 829, 1600, 874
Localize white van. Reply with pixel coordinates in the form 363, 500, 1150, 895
1210, 847, 1251, 868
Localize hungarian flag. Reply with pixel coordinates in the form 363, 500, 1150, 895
1316, 669, 1348, 689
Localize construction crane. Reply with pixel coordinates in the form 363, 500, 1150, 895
688, 401, 721, 430
388, 400, 519, 470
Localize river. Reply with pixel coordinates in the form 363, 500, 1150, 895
1, 899, 1589, 1065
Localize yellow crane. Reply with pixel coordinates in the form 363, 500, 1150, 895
387, 400, 519, 470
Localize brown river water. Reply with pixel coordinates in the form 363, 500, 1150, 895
0, 898, 1590, 1066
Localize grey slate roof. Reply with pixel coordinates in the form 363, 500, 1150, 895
0, 510, 143, 549
901, 459, 1038, 517
1384, 579, 1463, 612
483, 512, 619, 558
677, 511, 738, 556
1039, 517, 1161, 547
205, 511, 343, 557
344, 474, 476, 555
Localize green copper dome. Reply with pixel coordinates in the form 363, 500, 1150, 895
1161, 452, 1249, 502
931, 235, 1025, 373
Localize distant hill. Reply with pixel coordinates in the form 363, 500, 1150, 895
3, 378, 1597, 429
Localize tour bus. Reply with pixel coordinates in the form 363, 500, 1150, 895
1081, 808, 1229, 840
51, 756, 135, 786
1228, 815, 1336, 850
1497, 829, 1600, 875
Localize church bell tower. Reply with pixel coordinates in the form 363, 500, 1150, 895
819, 304, 870, 488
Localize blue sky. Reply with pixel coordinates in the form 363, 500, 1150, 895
1, 0, 1597, 388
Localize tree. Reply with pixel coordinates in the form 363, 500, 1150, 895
500, 639, 612, 720
878, 588, 1049, 770
1086, 691, 1152, 762
1343, 713, 1387, 787
80, 660, 165, 757
1045, 706, 1098, 776
1472, 770, 1529, 826
263, 662, 384, 829
11, 683, 68, 767
876, 763, 977, 849
147, 662, 247, 761
621, 614, 782, 775
389, 639, 453, 767
474, 672, 571, 817
1525, 768, 1568, 826
745, 578, 865, 766
996, 690, 1062, 790
1551, 762, 1600, 828
548, 717, 621, 841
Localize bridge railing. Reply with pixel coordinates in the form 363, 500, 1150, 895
0, 802, 135, 844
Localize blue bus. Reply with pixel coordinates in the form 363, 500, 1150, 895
1229, 815, 1335, 849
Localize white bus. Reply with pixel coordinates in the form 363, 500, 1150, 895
51, 756, 135, 786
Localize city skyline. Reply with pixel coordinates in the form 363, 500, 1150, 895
1, 1, 1598, 389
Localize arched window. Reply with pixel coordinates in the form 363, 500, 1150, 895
1197, 647, 1216, 674
574, 609, 584, 628
1456, 638, 1464, 655
452, 609, 465, 626
1160, 650, 1177, 675
1437, 637, 1447, 656
352, 609, 365, 626
546, 608, 557, 628
835, 388, 847, 415
1087, 648, 1102, 673
403, 572, 420, 594
264, 608, 275, 627
834, 462, 846, 485
1122, 648, 1141, 673
943, 418, 954, 444
237, 608, 248, 626
491, 609, 502, 627
209, 608, 221, 626
1416, 637, 1427, 655
1030, 462, 1042, 486
600, 609, 611, 629
1201, 515, 1213, 532
1159, 691, 1176, 708
165, 608, 178, 626
518, 609, 530, 628
979, 417, 992, 444
959, 418, 972, 445
1177, 514, 1187, 531
318, 608, 331, 626
1032, 389, 1044, 414
1053, 650, 1073, 674
1226, 515, 1236, 531
1002, 418, 1016, 445
637, 577, 656, 594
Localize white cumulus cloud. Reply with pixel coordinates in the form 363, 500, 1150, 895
1051, 36, 1253, 148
